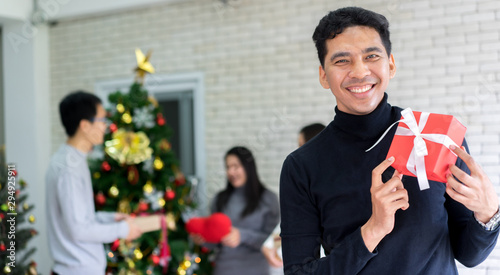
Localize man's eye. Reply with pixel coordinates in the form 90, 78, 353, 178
366, 54, 379, 59
335, 59, 348, 64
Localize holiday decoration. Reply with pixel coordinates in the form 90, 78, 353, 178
165, 188, 176, 201
90, 50, 212, 274
186, 213, 232, 243
0, 149, 39, 275
95, 192, 106, 206
101, 161, 111, 172
127, 166, 140, 185
105, 129, 153, 165
135, 48, 155, 82
153, 156, 164, 170
109, 123, 118, 133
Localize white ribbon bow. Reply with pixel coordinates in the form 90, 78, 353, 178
366, 108, 459, 190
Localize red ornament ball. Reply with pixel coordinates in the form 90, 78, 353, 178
101, 161, 111, 172
157, 113, 165, 126
174, 176, 186, 186
109, 123, 118, 133
95, 192, 106, 206
11, 170, 17, 177
165, 189, 176, 201
0, 243, 6, 251
138, 201, 149, 212
151, 254, 160, 265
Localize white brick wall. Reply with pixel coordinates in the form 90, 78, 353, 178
49, 0, 500, 273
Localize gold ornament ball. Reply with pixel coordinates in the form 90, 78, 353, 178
122, 112, 133, 124
158, 198, 166, 207
4, 265, 11, 273
109, 185, 120, 198
116, 103, 125, 113
93, 172, 101, 179
178, 198, 185, 206
184, 260, 191, 268
23, 203, 29, 210
28, 215, 36, 223
134, 248, 143, 260
127, 258, 135, 269
153, 157, 164, 170
143, 181, 154, 194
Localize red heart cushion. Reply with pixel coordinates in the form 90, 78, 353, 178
186, 212, 232, 243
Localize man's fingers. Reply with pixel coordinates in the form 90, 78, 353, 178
450, 145, 478, 173
372, 156, 395, 187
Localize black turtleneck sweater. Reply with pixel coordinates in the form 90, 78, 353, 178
279, 94, 499, 274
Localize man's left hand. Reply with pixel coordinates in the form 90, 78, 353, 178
446, 145, 499, 223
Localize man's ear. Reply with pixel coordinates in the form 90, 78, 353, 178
79, 119, 91, 133
389, 54, 396, 79
319, 65, 330, 89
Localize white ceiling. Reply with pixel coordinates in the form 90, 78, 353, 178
48, 0, 186, 21
0, 0, 188, 24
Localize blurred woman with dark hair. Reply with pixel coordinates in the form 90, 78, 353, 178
193, 146, 279, 275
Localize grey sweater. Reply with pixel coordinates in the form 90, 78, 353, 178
210, 187, 280, 275
45, 144, 129, 275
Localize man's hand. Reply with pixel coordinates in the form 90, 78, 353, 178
115, 213, 129, 221
190, 234, 206, 246
125, 218, 142, 241
221, 227, 241, 248
446, 145, 499, 223
361, 156, 409, 252
262, 245, 283, 268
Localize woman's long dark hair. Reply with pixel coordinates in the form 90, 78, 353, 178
215, 146, 266, 218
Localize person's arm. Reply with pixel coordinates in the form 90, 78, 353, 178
57, 172, 129, 243
280, 155, 377, 274
237, 191, 280, 250
445, 141, 499, 267
95, 211, 120, 223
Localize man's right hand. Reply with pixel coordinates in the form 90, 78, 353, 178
125, 218, 142, 241
361, 156, 409, 252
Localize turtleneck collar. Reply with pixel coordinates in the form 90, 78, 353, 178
331, 93, 395, 141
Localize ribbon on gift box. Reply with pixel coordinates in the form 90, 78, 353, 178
159, 215, 171, 273
366, 108, 459, 190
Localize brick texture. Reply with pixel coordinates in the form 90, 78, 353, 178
49, 0, 500, 273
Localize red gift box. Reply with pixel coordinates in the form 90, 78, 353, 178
385, 108, 466, 189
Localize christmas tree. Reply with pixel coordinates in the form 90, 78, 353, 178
90, 49, 212, 275
0, 147, 39, 275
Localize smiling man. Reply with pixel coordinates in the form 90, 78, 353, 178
279, 7, 499, 274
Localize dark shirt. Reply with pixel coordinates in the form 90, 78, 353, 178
280, 94, 499, 274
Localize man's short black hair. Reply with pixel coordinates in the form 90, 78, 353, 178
59, 91, 102, 137
312, 7, 392, 67
300, 123, 326, 143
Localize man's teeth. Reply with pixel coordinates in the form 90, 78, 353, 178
348, 85, 373, 93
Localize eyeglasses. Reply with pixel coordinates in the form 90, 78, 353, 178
91, 117, 110, 125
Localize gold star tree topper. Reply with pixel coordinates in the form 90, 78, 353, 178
135, 48, 155, 84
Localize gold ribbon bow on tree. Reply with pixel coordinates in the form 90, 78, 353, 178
105, 129, 153, 165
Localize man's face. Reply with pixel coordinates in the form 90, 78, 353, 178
84, 104, 108, 145
319, 26, 396, 115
